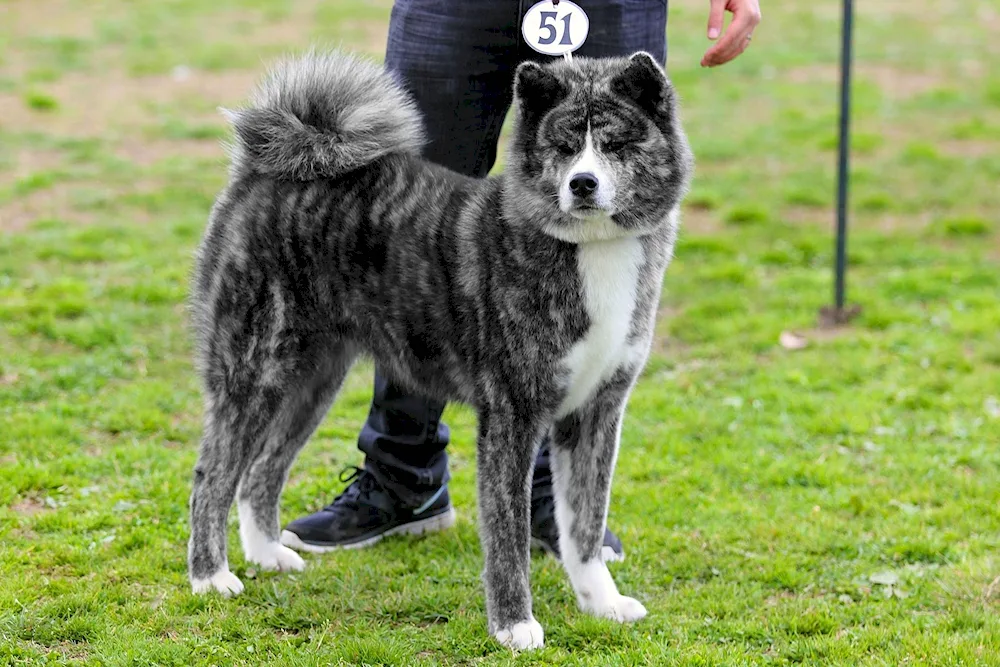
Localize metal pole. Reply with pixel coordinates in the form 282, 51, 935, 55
834, 0, 854, 312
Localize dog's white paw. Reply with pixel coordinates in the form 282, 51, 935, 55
248, 543, 306, 572
494, 618, 544, 650
583, 594, 647, 623
191, 569, 245, 597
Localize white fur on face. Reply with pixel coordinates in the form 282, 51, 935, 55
559, 128, 616, 216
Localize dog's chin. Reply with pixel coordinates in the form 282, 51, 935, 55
566, 205, 614, 220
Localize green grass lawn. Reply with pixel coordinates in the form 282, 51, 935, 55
2, 0, 999, 664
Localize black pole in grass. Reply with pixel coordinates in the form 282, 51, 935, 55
834, 0, 853, 311
821, 0, 861, 326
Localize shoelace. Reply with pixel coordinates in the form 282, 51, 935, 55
323, 466, 378, 513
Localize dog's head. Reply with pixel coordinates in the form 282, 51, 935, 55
506, 53, 693, 243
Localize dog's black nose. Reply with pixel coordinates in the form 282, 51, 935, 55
569, 172, 599, 197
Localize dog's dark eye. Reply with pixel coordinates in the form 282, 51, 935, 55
601, 139, 630, 153
553, 142, 576, 156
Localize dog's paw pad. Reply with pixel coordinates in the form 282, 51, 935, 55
494, 618, 544, 650
587, 594, 647, 623
191, 570, 244, 597
249, 543, 306, 572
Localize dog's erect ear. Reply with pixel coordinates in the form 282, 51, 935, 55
610, 52, 674, 132
514, 61, 567, 114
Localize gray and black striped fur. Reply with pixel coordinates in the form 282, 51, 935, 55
188, 50, 692, 650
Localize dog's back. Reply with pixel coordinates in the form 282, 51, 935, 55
192, 52, 489, 402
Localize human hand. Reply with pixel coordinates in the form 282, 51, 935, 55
701, 0, 761, 67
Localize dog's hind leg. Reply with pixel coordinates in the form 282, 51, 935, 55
187, 275, 327, 596
550, 370, 647, 623
188, 372, 285, 597
237, 343, 356, 571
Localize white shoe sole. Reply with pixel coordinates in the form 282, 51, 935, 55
280, 507, 457, 554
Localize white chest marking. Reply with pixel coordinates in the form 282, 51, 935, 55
556, 237, 643, 418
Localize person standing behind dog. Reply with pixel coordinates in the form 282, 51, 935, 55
280, 0, 761, 558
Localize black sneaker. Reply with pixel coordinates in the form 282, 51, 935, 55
530, 483, 625, 563
280, 466, 456, 553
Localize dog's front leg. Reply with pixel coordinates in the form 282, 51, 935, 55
476, 404, 547, 650
551, 370, 647, 623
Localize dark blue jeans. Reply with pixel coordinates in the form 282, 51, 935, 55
359, 0, 668, 506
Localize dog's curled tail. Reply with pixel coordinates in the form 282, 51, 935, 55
223, 51, 425, 180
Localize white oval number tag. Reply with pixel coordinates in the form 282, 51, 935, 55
521, 0, 590, 57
